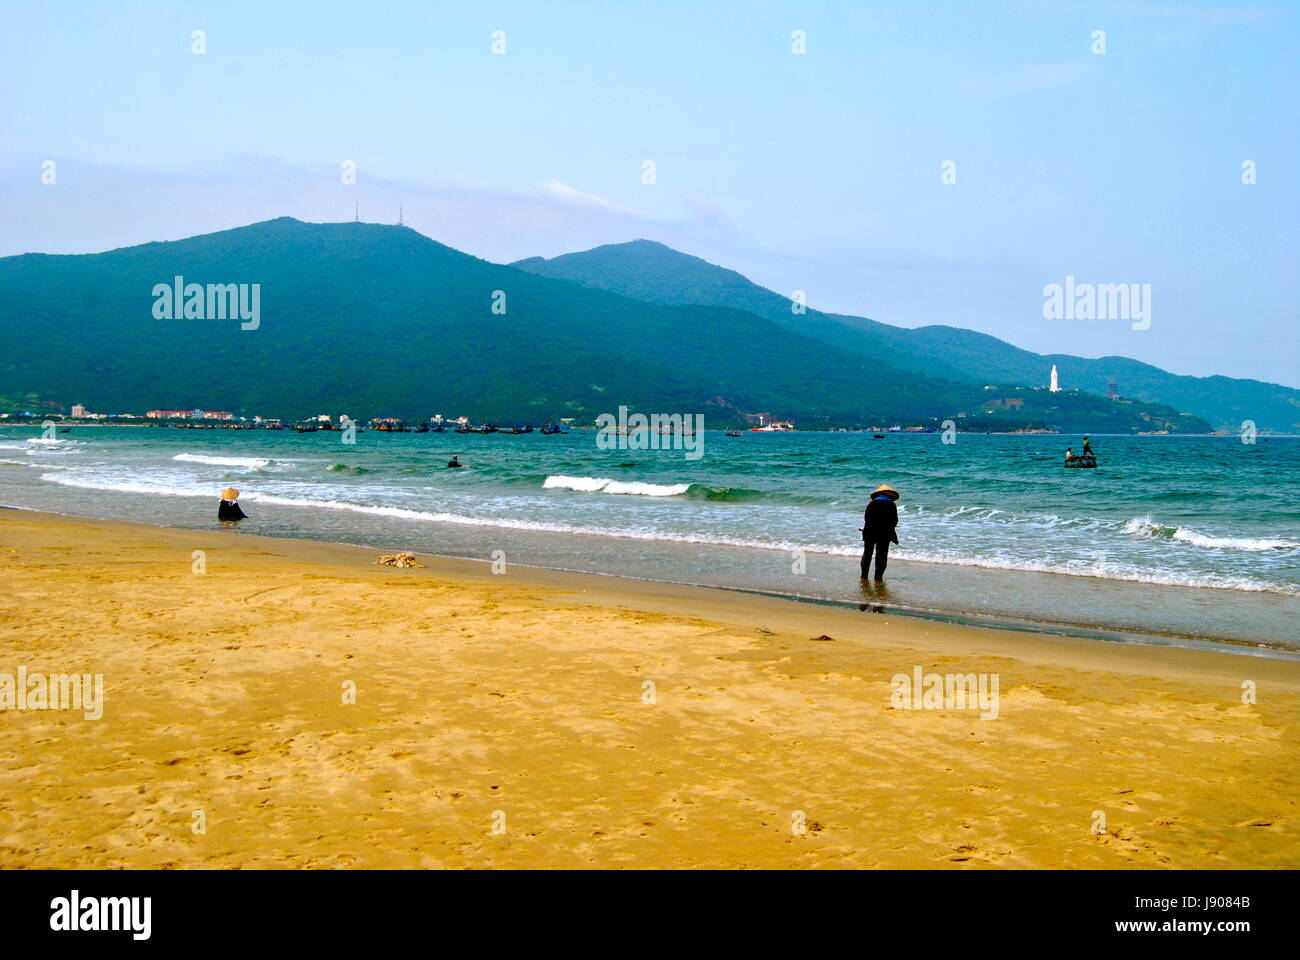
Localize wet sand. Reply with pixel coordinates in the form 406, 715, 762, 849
1, 509, 1297, 868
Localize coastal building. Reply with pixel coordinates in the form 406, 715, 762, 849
71, 404, 88, 418
1108, 380, 1119, 400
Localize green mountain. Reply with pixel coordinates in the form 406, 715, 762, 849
513, 240, 1298, 432
0, 219, 1211, 432
0, 218, 976, 425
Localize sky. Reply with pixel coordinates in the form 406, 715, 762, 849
2, 1, 1296, 387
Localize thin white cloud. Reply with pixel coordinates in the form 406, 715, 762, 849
540, 180, 626, 213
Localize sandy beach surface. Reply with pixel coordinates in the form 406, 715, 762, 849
1, 509, 1297, 869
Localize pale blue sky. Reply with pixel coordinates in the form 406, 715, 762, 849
2, 1, 1296, 386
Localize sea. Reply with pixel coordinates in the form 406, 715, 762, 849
2, 426, 1297, 658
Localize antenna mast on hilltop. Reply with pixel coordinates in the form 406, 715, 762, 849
354, 201, 359, 223
398, 205, 403, 226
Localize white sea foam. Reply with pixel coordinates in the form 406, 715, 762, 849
1, 439, 81, 454
173, 453, 271, 468
41, 474, 213, 498
543, 475, 611, 492
886, 546, 1297, 595
543, 475, 690, 496
1171, 528, 1297, 551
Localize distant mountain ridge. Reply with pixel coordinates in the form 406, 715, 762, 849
513, 240, 1299, 432
0, 219, 975, 425
0, 219, 1212, 432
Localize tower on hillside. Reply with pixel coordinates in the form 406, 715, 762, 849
1049, 365, 1060, 393
1108, 379, 1119, 400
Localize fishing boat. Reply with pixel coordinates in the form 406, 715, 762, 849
1064, 456, 1097, 469
725, 429, 744, 437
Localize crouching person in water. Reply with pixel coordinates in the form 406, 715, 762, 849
218, 487, 247, 522
859, 484, 899, 581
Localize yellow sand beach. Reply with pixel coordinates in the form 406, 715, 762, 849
1, 509, 1297, 869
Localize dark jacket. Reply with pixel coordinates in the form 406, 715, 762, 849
863, 497, 898, 543
218, 499, 247, 521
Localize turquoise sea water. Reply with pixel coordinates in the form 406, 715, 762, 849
2, 426, 1296, 654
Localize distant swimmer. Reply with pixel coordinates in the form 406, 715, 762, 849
218, 487, 247, 522
447, 456, 463, 469
858, 484, 900, 581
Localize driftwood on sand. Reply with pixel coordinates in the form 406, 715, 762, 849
374, 552, 423, 568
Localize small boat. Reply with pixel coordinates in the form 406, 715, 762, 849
414, 424, 429, 433
1064, 457, 1097, 469
294, 425, 318, 433
872, 433, 886, 439
509, 425, 533, 434
725, 429, 744, 437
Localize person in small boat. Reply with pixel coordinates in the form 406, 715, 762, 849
858, 484, 900, 581
447, 456, 462, 469
1082, 436, 1094, 459
1064, 447, 1075, 462
218, 487, 247, 522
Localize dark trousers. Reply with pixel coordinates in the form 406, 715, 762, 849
861, 539, 891, 580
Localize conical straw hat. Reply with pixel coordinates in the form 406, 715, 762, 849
222, 487, 240, 500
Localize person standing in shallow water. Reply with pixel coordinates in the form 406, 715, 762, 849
218, 487, 247, 522
859, 484, 899, 581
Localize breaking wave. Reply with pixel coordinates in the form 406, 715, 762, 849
1124, 516, 1297, 551
543, 475, 690, 497
173, 453, 271, 468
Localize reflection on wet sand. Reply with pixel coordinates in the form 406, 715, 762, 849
858, 578, 890, 613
